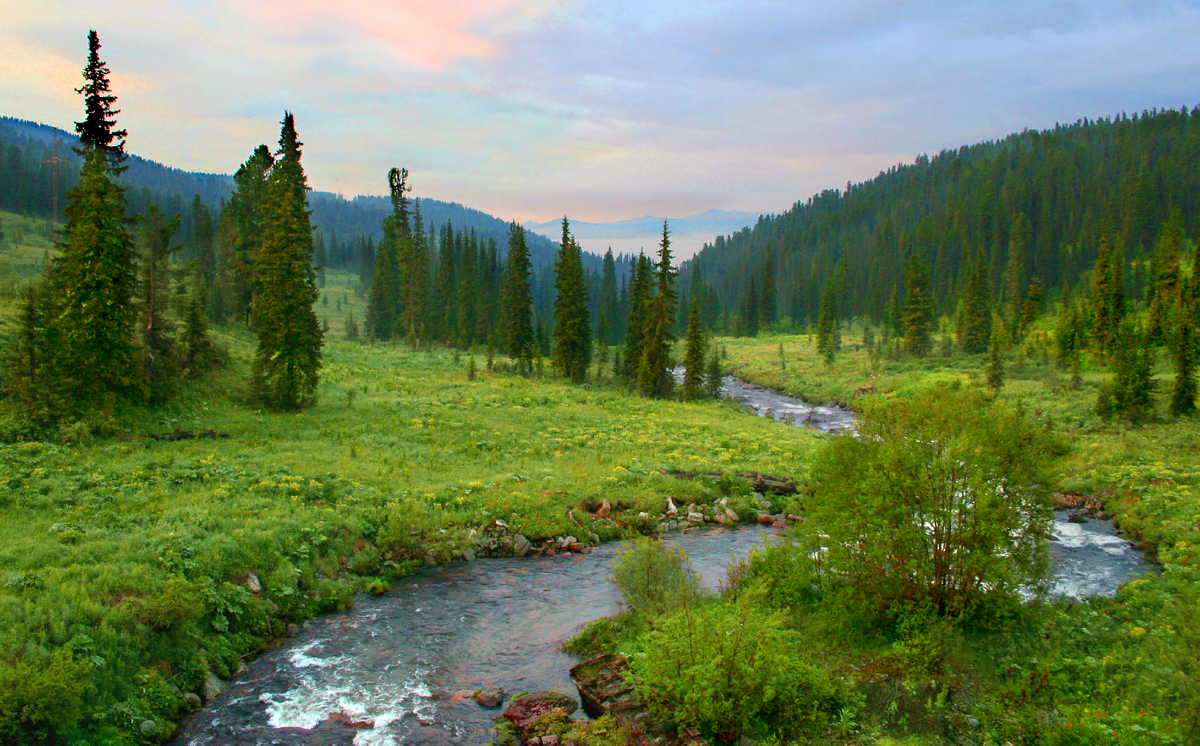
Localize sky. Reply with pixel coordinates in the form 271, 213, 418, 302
2, 0, 1199, 224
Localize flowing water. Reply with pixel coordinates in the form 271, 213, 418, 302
175, 383, 1150, 745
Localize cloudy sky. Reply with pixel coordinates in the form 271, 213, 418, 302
3, 1, 1198, 223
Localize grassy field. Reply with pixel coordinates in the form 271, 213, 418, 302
0, 215, 824, 743
1, 209, 1197, 744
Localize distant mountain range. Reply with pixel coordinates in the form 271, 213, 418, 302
524, 210, 762, 260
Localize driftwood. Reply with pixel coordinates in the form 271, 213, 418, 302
662, 469, 799, 495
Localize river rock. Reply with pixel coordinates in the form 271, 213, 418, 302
183, 692, 201, 709
475, 685, 505, 708
463, 547, 476, 561
712, 512, 729, 525
687, 512, 705, 524
756, 513, 774, 524
597, 499, 612, 518
246, 573, 261, 593
501, 691, 579, 729
725, 507, 739, 522
666, 497, 678, 516
202, 672, 225, 703
140, 720, 156, 735
514, 534, 531, 556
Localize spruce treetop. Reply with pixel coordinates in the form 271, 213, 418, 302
75, 30, 127, 170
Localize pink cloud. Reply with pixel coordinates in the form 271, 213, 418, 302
235, 0, 543, 70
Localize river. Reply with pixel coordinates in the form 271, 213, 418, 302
174, 381, 1150, 746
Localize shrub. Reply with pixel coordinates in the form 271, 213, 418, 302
611, 536, 703, 618
632, 595, 836, 743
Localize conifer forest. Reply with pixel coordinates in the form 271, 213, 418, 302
0, 27, 1198, 746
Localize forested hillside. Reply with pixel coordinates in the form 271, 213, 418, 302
687, 107, 1200, 331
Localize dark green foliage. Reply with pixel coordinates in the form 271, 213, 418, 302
138, 203, 183, 402
632, 597, 836, 744
815, 280, 839, 365
759, 247, 777, 328
958, 258, 991, 354
1097, 320, 1155, 422
222, 145, 275, 325
365, 169, 407, 341
5, 281, 61, 425
985, 325, 1004, 393
182, 293, 216, 377
1091, 234, 1125, 354
637, 221, 677, 398
800, 387, 1053, 624
622, 254, 652, 379
599, 248, 620, 345
551, 218, 591, 382
74, 31, 126, 170
251, 113, 323, 410
501, 223, 534, 368
901, 253, 934, 357
1017, 277, 1044, 336
401, 197, 427, 348
1147, 208, 1185, 344
1170, 320, 1197, 416
742, 275, 759, 336
345, 311, 359, 341
612, 537, 703, 617
705, 348, 722, 398
681, 297, 706, 401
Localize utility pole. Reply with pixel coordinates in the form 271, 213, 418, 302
43, 132, 64, 222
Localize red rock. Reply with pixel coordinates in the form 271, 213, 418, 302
501, 691, 579, 729
756, 514, 774, 524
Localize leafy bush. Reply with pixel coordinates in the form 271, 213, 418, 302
611, 536, 703, 618
632, 595, 836, 743
798, 385, 1058, 626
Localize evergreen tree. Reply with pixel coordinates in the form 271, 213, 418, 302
366, 169, 407, 341
1098, 320, 1154, 422
1018, 278, 1044, 336
251, 113, 323, 410
191, 194, 217, 314
637, 220, 678, 399
223, 145, 274, 324
138, 203, 183, 402
744, 275, 759, 337
1170, 318, 1197, 417
1092, 234, 1125, 354
599, 248, 620, 345
816, 280, 840, 365
182, 294, 215, 378
345, 311, 359, 341
551, 218, 591, 382
623, 253, 652, 379
46, 30, 141, 416
959, 257, 992, 354
705, 348, 723, 398
681, 296, 706, 401
1147, 208, 1185, 345
902, 253, 934, 357
402, 197, 428, 348
500, 222, 534, 369
760, 247, 777, 328
6, 281, 60, 424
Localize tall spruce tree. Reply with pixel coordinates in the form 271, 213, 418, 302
551, 218, 591, 382
1147, 208, 1185, 345
223, 145, 274, 325
816, 280, 840, 365
744, 275, 759, 337
959, 257, 992, 354
1170, 320, 1197, 417
46, 30, 141, 415
366, 168, 409, 340
760, 247, 777, 329
902, 253, 934, 357
403, 197, 428, 348
681, 296, 706, 401
501, 222, 534, 369
1092, 234, 1126, 354
623, 253, 652, 379
637, 220, 678, 398
138, 203, 183, 402
599, 248, 620, 345
251, 113, 323, 410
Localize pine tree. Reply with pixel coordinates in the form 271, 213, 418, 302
138, 203, 183, 402
1147, 208, 1185, 345
551, 218, 591, 382
681, 296, 706, 401
705, 348, 723, 398
46, 30, 141, 416
760, 247, 777, 329
959, 257, 992, 354
902, 253, 934, 357
192, 195, 217, 314
224, 145, 274, 325
366, 169, 407, 341
402, 195, 428, 348
345, 311, 359, 341
1018, 278, 1044, 336
501, 222, 534, 369
1170, 318, 1197, 416
6, 281, 60, 424
623, 253, 652, 379
599, 248, 620, 345
1099, 320, 1154, 422
1092, 234, 1125, 354
637, 220, 678, 399
743, 275, 759, 337
251, 113, 323, 410
182, 294, 215, 378
816, 280, 840, 365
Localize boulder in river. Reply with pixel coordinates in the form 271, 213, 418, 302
202, 672, 225, 703
501, 691, 579, 729
475, 685, 505, 708
514, 534, 531, 556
